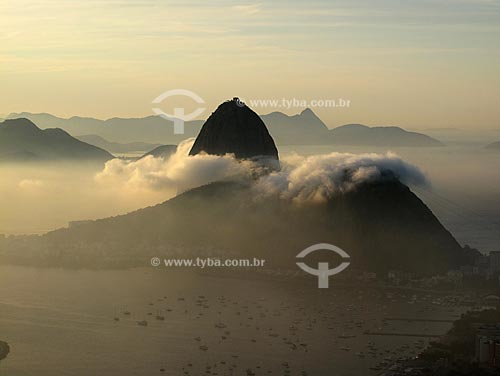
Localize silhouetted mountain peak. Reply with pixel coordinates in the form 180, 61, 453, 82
189, 98, 279, 161
300, 107, 316, 117
330, 123, 444, 147
0, 118, 114, 162
1, 118, 41, 133
334, 123, 370, 131
140, 144, 177, 159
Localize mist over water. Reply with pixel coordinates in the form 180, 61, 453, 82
0, 162, 175, 235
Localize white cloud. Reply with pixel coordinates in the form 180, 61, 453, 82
96, 139, 428, 204
232, 3, 262, 15
95, 138, 259, 192
253, 151, 428, 203
18, 179, 44, 190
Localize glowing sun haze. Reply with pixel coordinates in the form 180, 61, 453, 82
1, 0, 499, 128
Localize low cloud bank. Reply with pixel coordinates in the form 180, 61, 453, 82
95, 139, 258, 192
254, 151, 428, 203
96, 139, 428, 203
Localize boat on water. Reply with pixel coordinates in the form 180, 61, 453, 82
156, 310, 165, 320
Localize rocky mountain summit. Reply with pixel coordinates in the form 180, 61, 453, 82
189, 98, 279, 161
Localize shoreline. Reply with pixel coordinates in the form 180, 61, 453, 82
0, 340, 10, 361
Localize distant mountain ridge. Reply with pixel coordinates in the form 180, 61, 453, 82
140, 145, 177, 159
7, 111, 443, 147
7, 112, 203, 144
262, 108, 330, 145
330, 124, 444, 147
0, 118, 113, 162
76, 134, 161, 154
485, 141, 500, 150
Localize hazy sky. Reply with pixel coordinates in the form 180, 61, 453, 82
1, 0, 499, 128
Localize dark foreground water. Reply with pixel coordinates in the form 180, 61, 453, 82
0, 266, 463, 376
